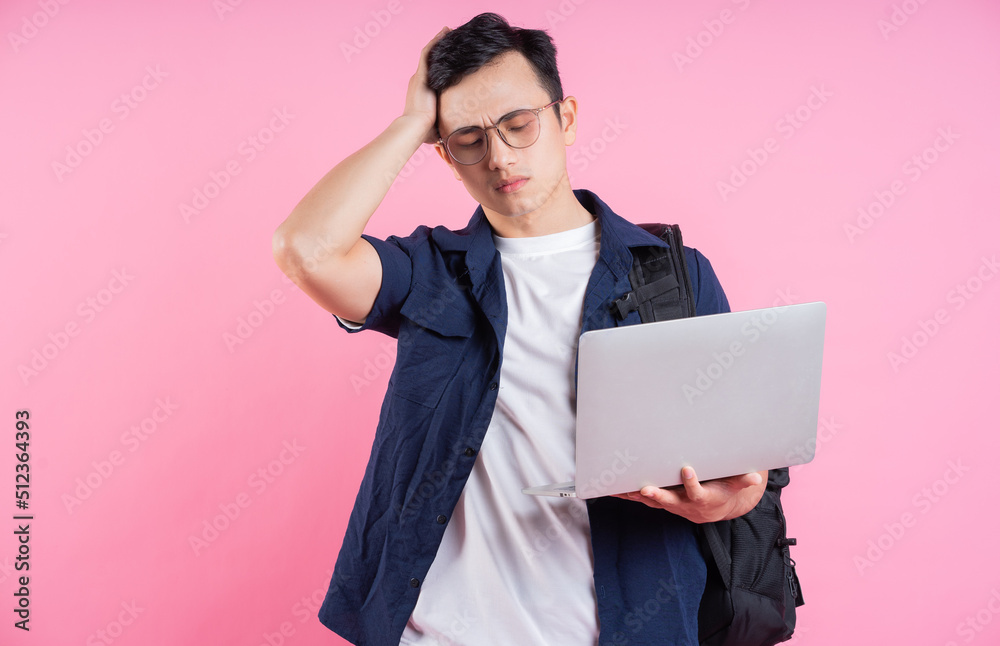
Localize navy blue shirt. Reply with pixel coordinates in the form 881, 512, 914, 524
319, 189, 731, 645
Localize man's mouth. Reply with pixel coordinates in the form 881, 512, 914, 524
494, 176, 529, 193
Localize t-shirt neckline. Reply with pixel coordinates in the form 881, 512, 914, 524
492, 218, 599, 255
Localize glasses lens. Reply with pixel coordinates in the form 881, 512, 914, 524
447, 127, 487, 165
499, 110, 540, 148
445, 109, 544, 164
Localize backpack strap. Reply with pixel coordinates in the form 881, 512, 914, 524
700, 522, 732, 590
612, 223, 696, 321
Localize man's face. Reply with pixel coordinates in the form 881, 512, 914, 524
435, 51, 578, 221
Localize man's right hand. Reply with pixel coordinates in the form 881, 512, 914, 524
403, 26, 450, 146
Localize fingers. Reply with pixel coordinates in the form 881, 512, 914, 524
612, 488, 681, 509
719, 470, 763, 489
614, 467, 761, 505
695, 468, 763, 490
679, 466, 708, 503
612, 468, 709, 509
639, 485, 681, 508
406, 27, 451, 143
613, 469, 768, 522
421, 26, 451, 59
414, 27, 450, 80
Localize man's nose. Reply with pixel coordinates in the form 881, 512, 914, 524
486, 127, 517, 169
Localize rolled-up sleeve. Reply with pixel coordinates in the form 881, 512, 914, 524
333, 233, 415, 338
684, 246, 731, 316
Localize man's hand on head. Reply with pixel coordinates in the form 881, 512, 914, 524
403, 26, 451, 146
612, 467, 767, 524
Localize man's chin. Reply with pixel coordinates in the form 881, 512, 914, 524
483, 182, 559, 218
484, 199, 540, 221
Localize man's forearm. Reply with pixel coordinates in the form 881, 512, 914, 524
271, 27, 448, 322
273, 114, 431, 272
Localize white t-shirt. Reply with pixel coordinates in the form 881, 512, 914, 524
400, 219, 602, 646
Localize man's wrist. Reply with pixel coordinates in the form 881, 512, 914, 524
393, 113, 437, 143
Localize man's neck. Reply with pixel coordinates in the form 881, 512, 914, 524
484, 183, 595, 239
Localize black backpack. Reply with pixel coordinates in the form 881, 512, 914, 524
611, 223, 805, 646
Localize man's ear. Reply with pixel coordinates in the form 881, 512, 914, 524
434, 143, 463, 181
559, 96, 580, 147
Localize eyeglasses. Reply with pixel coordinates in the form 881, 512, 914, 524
438, 100, 563, 165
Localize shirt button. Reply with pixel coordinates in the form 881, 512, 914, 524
436, 514, 447, 524
464, 447, 475, 457
489, 382, 498, 391
409, 577, 420, 588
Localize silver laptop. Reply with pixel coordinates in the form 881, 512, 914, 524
522, 302, 826, 499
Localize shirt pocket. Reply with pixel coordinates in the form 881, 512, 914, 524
391, 282, 477, 408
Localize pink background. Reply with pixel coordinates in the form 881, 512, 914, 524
2, 0, 999, 644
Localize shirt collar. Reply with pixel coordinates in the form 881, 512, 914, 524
428, 188, 668, 284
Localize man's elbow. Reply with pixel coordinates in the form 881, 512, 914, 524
271, 224, 300, 278
272, 224, 321, 283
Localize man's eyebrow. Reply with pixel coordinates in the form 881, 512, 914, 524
448, 107, 530, 132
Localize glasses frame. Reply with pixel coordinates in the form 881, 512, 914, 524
437, 99, 564, 166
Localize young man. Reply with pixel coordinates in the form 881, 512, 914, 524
273, 13, 766, 646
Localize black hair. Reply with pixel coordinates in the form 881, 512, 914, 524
427, 13, 563, 124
